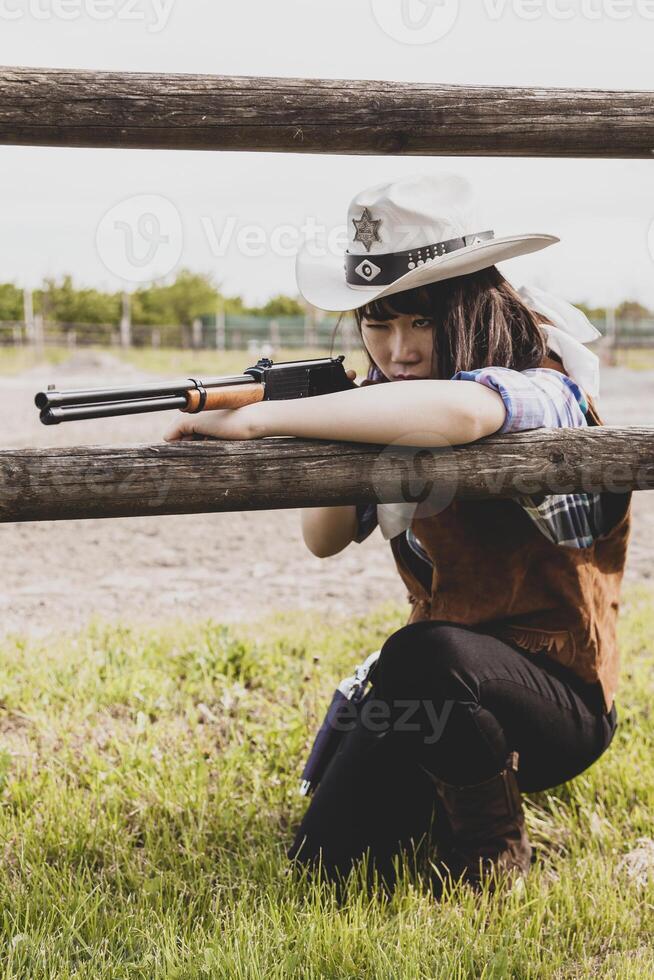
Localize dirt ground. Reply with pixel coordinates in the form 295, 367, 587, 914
1, 351, 653, 642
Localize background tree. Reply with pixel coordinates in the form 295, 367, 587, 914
574, 301, 607, 320
248, 293, 304, 317
615, 300, 653, 321
132, 270, 221, 326
35, 276, 121, 324
0, 283, 23, 320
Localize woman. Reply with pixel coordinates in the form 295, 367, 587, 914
164, 173, 630, 896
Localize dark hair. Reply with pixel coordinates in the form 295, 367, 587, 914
331, 265, 553, 380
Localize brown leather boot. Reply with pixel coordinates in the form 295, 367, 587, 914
421, 750, 533, 893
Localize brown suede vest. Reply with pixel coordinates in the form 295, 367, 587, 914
388, 353, 632, 713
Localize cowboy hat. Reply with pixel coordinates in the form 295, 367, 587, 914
295, 172, 559, 313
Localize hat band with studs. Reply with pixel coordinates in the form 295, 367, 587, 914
344, 230, 495, 287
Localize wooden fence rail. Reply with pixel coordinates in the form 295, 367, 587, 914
1, 66, 652, 524
1, 428, 652, 524
0, 68, 652, 157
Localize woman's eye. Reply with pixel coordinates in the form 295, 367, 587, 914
364, 320, 432, 329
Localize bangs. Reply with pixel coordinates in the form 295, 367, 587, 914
351, 266, 548, 376
357, 284, 435, 322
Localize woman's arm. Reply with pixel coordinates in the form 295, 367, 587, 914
301, 505, 358, 558
163, 378, 506, 446
251, 379, 506, 446
162, 378, 505, 557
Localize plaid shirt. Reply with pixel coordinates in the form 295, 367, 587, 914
355, 365, 604, 552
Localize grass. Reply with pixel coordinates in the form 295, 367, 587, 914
0, 345, 372, 379
0, 346, 74, 375
0, 587, 653, 978
4, 342, 654, 379
601, 348, 654, 371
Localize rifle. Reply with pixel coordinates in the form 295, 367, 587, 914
35, 355, 356, 426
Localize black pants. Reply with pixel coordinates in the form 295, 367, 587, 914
287, 620, 618, 888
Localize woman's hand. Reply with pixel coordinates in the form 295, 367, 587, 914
163, 368, 357, 442
163, 405, 262, 442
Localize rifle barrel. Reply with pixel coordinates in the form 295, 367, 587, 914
39, 394, 189, 425
34, 373, 257, 410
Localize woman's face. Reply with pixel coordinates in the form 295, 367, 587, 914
360, 311, 436, 380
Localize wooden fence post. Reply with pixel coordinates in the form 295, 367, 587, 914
304, 307, 317, 347
216, 308, 226, 350
606, 307, 617, 366
23, 288, 34, 344
33, 313, 44, 355
120, 292, 131, 348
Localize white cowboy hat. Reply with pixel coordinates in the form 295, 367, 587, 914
296, 172, 559, 313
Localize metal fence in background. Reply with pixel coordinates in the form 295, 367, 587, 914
591, 316, 654, 345
1, 312, 653, 355
0, 311, 358, 352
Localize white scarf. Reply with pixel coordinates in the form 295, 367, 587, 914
376, 283, 603, 540
516, 283, 601, 401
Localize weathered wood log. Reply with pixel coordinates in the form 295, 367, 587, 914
0, 428, 652, 524
0, 67, 652, 157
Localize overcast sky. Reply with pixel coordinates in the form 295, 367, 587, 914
1, 0, 653, 309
